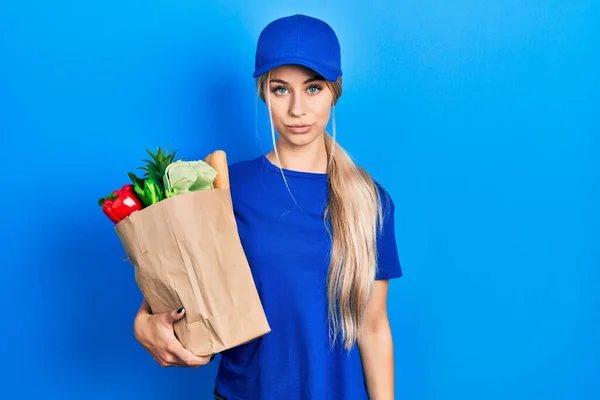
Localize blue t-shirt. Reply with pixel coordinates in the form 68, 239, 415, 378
214, 154, 403, 400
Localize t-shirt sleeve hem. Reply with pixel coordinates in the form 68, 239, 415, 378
375, 267, 403, 281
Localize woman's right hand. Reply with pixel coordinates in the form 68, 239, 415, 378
133, 300, 212, 368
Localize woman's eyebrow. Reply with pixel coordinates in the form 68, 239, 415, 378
269, 76, 323, 85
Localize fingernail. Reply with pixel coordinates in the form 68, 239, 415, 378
177, 307, 184, 313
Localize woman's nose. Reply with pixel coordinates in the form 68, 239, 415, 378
289, 92, 306, 117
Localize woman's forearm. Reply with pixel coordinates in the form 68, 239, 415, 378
358, 322, 395, 399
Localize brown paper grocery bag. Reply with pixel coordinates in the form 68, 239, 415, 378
114, 188, 271, 357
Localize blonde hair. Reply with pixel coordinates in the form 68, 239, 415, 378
256, 70, 384, 351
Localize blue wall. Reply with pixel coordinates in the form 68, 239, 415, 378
1, 1, 598, 399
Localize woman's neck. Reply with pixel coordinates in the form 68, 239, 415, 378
266, 135, 328, 174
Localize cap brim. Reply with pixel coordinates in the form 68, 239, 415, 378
253, 57, 340, 81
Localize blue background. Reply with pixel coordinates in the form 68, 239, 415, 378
1, 1, 598, 399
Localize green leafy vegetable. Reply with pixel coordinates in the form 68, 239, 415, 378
163, 160, 217, 198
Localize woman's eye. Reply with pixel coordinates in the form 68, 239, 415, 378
271, 85, 322, 95
307, 85, 322, 94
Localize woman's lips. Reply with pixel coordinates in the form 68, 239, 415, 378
286, 124, 312, 134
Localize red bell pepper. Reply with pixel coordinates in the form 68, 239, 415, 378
98, 184, 144, 223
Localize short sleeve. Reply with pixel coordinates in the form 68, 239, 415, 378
375, 187, 403, 280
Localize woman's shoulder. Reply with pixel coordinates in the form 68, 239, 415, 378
225, 154, 272, 197
227, 154, 264, 180
357, 162, 395, 211
372, 179, 395, 213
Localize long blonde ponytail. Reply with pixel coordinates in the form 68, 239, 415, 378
323, 132, 384, 351
257, 73, 384, 351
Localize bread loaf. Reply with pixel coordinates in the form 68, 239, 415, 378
204, 150, 229, 190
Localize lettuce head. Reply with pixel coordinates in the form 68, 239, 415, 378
163, 160, 217, 198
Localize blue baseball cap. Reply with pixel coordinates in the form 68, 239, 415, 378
253, 14, 342, 82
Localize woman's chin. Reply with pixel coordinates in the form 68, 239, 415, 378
278, 130, 323, 148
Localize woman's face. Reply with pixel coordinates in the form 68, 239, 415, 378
263, 64, 333, 148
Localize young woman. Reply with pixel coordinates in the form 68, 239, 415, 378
133, 14, 403, 400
